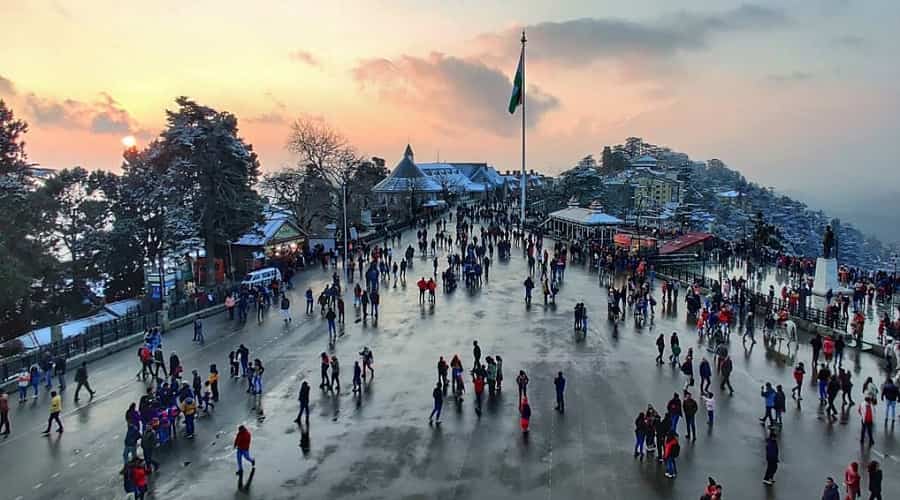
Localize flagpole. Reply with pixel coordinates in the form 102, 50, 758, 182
519, 30, 527, 227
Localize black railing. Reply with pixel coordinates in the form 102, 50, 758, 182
0, 311, 160, 384
656, 264, 848, 331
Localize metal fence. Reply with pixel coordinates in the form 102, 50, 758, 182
1, 311, 160, 384
656, 264, 848, 331
165, 285, 232, 320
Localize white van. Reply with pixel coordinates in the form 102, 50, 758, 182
241, 267, 282, 288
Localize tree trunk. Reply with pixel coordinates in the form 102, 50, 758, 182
205, 236, 216, 289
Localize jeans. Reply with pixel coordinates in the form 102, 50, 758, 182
236, 449, 255, 472
58, 373, 66, 391
185, 414, 195, 436
634, 433, 645, 454
18, 386, 27, 400
818, 380, 827, 400
764, 460, 778, 481
685, 416, 696, 438
861, 422, 874, 444
328, 320, 336, 337
429, 402, 442, 421
671, 414, 680, 433
885, 400, 896, 421
665, 457, 677, 476
297, 402, 309, 422
123, 445, 137, 464
707, 410, 714, 425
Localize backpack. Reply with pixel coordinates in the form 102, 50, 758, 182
681, 361, 691, 375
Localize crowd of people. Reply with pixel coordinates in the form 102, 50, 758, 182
4, 200, 898, 500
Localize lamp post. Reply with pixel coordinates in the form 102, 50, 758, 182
892, 252, 898, 319
343, 181, 350, 277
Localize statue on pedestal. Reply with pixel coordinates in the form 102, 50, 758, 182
823, 225, 835, 259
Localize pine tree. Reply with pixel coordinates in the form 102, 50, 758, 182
159, 97, 263, 287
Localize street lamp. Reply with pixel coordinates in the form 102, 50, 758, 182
891, 252, 898, 319
343, 181, 349, 277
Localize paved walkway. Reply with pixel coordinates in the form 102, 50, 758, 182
0, 225, 897, 499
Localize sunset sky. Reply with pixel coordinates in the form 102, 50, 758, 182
3, 0, 899, 238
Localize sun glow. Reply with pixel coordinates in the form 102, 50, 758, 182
121, 135, 136, 148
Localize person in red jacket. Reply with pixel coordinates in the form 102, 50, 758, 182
663, 432, 680, 479
130, 457, 148, 500
844, 461, 861, 498
519, 397, 532, 434
234, 425, 256, 475
473, 375, 485, 416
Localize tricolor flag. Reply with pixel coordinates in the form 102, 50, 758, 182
508, 48, 524, 114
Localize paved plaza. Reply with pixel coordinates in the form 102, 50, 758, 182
0, 227, 897, 500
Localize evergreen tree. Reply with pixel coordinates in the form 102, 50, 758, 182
159, 97, 263, 287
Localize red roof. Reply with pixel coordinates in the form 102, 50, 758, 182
659, 232, 713, 255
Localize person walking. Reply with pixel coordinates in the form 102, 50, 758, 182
280, 294, 292, 324
683, 392, 698, 441
516, 370, 529, 401
193, 318, 204, 344
0, 391, 10, 436
702, 391, 715, 427
54, 355, 67, 392
234, 425, 257, 476
881, 377, 898, 424
762, 431, 779, 485
663, 432, 680, 479
858, 396, 876, 446
554, 371, 566, 413
774, 385, 786, 425
42, 390, 63, 435
320, 353, 331, 390
123, 424, 140, 463
719, 354, 734, 395
181, 396, 197, 439
868, 461, 883, 500
472, 341, 482, 368
791, 362, 805, 401
845, 461, 861, 499
634, 411, 647, 459
760, 383, 777, 427
519, 397, 532, 434
655, 334, 665, 365
352, 362, 362, 394
429, 383, 443, 425
305, 288, 314, 314
699, 357, 712, 396
330, 356, 341, 393
326, 308, 337, 342
16, 368, 30, 403
667, 393, 683, 433
295, 381, 311, 424
473, 373, 485, 416
141, 426, 160, 472
821, 477, 840, 500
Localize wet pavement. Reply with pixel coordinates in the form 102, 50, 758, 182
1, 226, 899, 500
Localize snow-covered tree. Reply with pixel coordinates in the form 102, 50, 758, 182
159, 97, 263, 287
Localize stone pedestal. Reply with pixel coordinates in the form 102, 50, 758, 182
811, 257, 850, 308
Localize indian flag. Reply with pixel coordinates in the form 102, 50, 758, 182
508, 48, 524, 114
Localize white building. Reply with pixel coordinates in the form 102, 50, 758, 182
372, 145, 442, 211
545, 198, 622, 243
